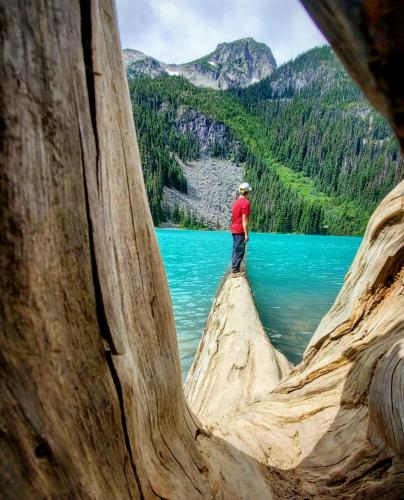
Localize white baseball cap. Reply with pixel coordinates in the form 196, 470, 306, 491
239, 182, 252, 193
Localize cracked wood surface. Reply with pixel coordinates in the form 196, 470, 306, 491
0, 1, 279, 498
184, 274, 291, 424
0, 1, 205, 498
1, 0, 403, 498
188, 181, 403, 497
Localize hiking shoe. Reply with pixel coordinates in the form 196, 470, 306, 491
231, 271, 245, 278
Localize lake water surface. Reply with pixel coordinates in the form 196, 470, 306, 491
156, 229, 362, 378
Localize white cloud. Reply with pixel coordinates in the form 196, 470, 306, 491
116, 0, 327, 65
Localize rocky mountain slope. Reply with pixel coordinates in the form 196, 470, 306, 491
124, 38, 277, 90
128, 45, 402, 234
163, 108, 244, 228
163, 158, 242, 229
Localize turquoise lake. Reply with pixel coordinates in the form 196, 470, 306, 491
156, 229, 362, 378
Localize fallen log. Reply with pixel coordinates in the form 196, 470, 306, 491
184, 274, 291, 423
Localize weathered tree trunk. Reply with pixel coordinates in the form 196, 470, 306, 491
0, 0, 403, 498
184, 274, 292, 423
186, 179, 404, 498
0, 1, 204, 497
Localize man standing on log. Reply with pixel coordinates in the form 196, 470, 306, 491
231, 183, 252, 275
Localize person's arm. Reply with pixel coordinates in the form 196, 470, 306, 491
242, 214, 249, 242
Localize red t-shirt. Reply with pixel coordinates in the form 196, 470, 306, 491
231, 197, 251, 234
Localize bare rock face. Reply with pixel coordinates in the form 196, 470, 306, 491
124, 38, 277, 89
174, 106, 239, 157
125, 51, 167, 79
268, 45, 345, 97
162, 107, 244, 228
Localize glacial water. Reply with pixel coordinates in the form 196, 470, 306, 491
156, 229, 362, 378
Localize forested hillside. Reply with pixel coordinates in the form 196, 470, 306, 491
128, 45, 402, 235
132, 96, 199, 222
232, 46, 402, 216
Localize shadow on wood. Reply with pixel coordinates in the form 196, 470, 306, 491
0, 0, 403, 498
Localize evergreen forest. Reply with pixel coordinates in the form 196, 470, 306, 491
128, 46, 402, 235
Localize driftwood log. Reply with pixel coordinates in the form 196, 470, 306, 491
0, 0, 403, 498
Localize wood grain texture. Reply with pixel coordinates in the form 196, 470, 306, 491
191, 181, 403, 498
0, 0, 205, 498
0, 2, 279, 498
1, 0, 403, 498
184, 274, 291, 424
0, 1, 141, 497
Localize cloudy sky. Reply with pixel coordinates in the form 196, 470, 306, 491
115, 0, 328, 65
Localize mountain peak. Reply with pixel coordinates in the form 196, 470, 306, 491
123, 48, 149, 64
124, 38, 277, 90
216, 37, 256, 48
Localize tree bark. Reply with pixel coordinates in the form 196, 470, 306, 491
184, 273, 292, 423
0, 0, 403, 498
0, 1, 203, 497
186, 180, 404, 498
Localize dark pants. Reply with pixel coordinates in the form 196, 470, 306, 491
232, 233, 245, 272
